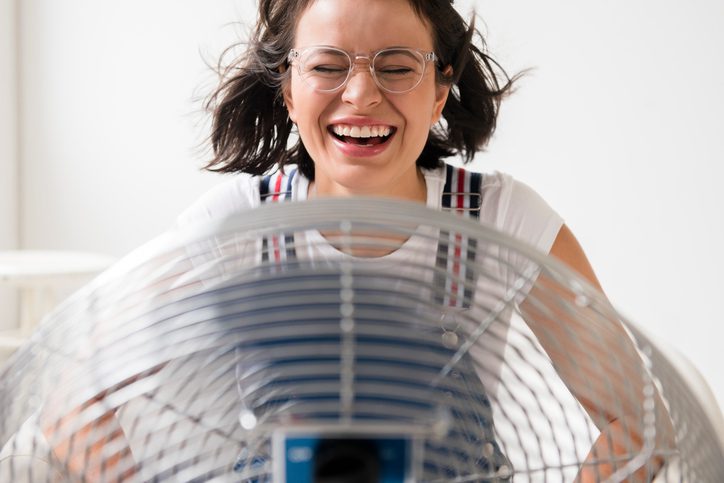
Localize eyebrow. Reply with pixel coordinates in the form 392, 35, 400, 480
375, 49, 420, 60
301, 45, 429, 56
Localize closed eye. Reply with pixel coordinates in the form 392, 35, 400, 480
310, 65, 348, 74
378, 66, 415, 76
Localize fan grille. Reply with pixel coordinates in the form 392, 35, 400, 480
0, 198, 720, 482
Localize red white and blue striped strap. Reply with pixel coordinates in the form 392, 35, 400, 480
260, 168, 298, 264
436, 164, 483, 309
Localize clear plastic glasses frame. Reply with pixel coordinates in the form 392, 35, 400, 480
287, 45, 438, 94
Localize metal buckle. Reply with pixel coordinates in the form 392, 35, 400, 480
441, 192, 481, 213
261, 190, 292, 200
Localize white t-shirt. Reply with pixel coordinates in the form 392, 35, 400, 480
176, 164, 564, 339
177, 165, 563, 254
176, 165, 564, 341
177, 165, 565, 395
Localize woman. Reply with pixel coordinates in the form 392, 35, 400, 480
22, 0, 665, 481
174, 0, 674, 481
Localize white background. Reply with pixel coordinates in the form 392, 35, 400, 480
1, 0, 722, 409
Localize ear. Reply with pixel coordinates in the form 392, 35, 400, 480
431, 65, 453, 125
283, 84, 297, 123
280, 66, 297, 123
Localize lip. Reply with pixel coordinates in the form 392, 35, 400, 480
327, 119, 396, 158
330, 135, 392, 158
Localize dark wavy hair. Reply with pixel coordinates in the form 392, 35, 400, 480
204, 0, 518, 180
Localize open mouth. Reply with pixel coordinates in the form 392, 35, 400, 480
329, 125, 396, 147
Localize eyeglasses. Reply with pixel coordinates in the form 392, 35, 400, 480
287, 46, 438, 94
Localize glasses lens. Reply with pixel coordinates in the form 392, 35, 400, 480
298, 48, 351, 92
373, 49, 425, 93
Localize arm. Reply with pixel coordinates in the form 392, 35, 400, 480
40, 369, 160, 481
519, 224, 674, 481
43, 390, 137, 481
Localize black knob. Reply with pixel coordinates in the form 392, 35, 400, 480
313, 439, 380, 483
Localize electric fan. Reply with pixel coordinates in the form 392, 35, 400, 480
0, 197, 722, 482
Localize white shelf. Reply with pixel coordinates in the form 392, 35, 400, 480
0, 250, 116, 286
0, 250, 115, 334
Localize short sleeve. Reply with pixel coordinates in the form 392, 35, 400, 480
478, 172, 564, 300
480, 172, 564, 258
176, 174, 260, 228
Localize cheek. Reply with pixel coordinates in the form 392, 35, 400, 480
399, 97, 436, 136
288, 93, 333, 151
289, 84, 324, 123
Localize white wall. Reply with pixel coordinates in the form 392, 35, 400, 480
0, 0, 19, 330
18, 0, 256, 256
14, 0, 724, 408
460, 0, 724, 410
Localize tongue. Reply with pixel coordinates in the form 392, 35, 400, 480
343, 135, 386, 146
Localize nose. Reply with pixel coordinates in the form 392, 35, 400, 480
340, 60, 382, 110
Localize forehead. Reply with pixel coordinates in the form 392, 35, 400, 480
294, 0, 434, 51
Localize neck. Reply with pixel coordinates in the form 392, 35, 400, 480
309, 168, 427, 203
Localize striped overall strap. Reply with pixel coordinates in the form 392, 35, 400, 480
260, 168, 298, 265
435, 167, 510, 479
435, 164, 483, 309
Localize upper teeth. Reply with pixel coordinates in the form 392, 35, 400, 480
332, 125, 392, 138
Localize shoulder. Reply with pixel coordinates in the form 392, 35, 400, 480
480, 172, 551, 218
479, 171, 564, 255
176, 173, 261, 227
177, 167, 308, 227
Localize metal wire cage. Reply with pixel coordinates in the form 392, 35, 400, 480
0, 198, 722, 482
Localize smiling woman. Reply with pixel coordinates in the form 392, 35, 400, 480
281, 0, 450, 198
202, 0, 513, 200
